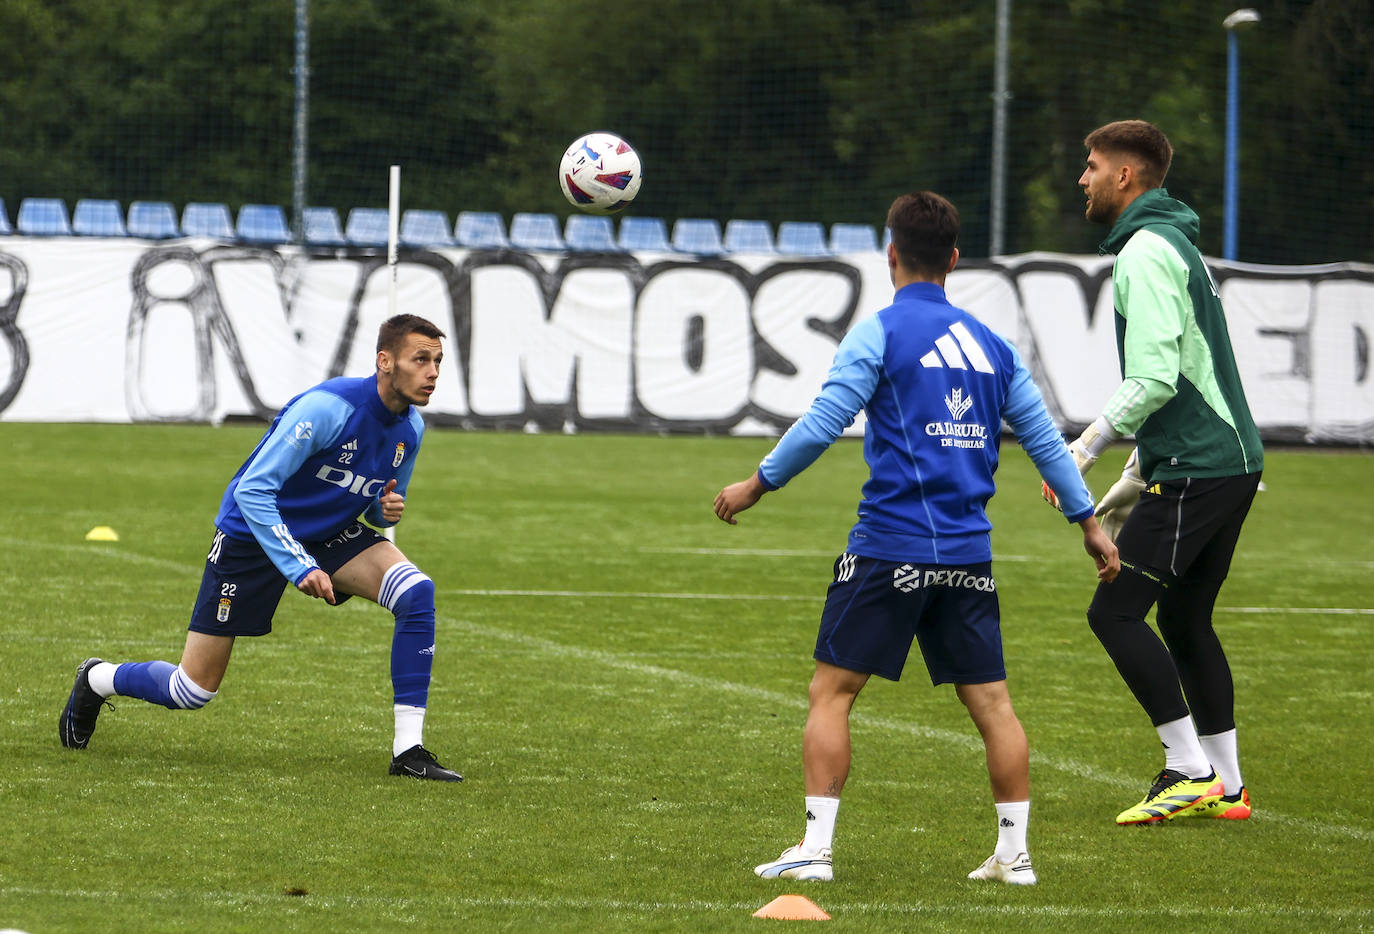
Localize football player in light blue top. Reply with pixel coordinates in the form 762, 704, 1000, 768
715, 192, 1119, 885
60, 314, 464, 781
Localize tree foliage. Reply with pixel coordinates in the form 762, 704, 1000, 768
0, 0, 1367, 262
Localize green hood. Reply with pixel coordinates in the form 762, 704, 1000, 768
1099, 188, 1201, 255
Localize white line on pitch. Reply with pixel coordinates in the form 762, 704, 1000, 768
642, 546, 1039, 561
439, 612, 1373, 843
15, 537, 1373, 840
441, 587, 1374, 616
0, 885, 1367, 922
442, 588, 818, 602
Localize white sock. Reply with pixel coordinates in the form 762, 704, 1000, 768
994, 801, 1030, 862
802, 796, 839, 852
1199, 729, 1243, 795
87, 662, 119, 698
1157, 715, 1211, 777
393, 704, 426, 757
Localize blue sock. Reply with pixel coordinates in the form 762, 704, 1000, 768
112, 661, 215, 710
381, 563, 435, 708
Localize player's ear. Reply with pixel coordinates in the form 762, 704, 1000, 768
947, 247, 959, 275
376, 349, 393, 375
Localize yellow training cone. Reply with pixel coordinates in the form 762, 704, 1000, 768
85, 526, 120, 542
752, 894, 831, 921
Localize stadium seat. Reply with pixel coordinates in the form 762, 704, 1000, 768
776, 221, 830, 255
454, 211, 508, 249
399, 209, 453, 247
617, 216, 671, 252
181, 202, 235, 239
17, 198, 73, 236
671, 218, 724, 255
302, 206, 347, 246
723, 219, 775, 253
564, 214, 619, 252
345, 207, 390, 246
828, 222, 879, 253
72, 199, 128, 237
236, 204, 291, 244
509, 212, 565, 251
127, 201, 181, 239
0, 198, 11, 235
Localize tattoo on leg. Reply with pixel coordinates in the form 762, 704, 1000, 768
826, 777, 841, 796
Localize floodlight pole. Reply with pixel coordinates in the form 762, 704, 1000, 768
1223, 8, 1260, 261
291, 0, 310, 243
989, 0, 1012, 257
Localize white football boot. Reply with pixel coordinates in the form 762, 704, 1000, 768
967, 851, 1037, 885
754, 843, 833, 881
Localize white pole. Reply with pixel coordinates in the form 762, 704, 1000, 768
387, 164, 401, 317
384, 163, 400, 543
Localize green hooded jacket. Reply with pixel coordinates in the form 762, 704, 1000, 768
1098, 188, 1264, 483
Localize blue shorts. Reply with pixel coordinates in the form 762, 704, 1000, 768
814, 554, 1004, 685
188, 523, 388, 637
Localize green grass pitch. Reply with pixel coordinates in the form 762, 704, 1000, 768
0, 423, 1370, 933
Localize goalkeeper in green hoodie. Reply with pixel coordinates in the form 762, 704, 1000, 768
1054, 119, 1263, 825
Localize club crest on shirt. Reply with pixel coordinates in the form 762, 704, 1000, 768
393, 442, 406, 467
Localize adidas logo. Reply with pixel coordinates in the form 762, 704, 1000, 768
806, 810, 817, 821
419, 644, 436, 656
1000, 817, 1015, 828
342, 438, 358, 451
919, 321, 994, 374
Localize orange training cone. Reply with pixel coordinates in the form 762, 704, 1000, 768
752, 894, 831, 921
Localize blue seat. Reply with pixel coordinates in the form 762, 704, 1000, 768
723, 219, 775, 253
454, 211, 508, 249
181, 202, 235, 239
399, 209, 453, 247
236, 204, 291, 244
345, 207, 391, 246
776, 221, 830, 255
509, 212, 565, 251
0, 198, 11, 235
671, 218, 724, 254
617, 216, 671, 252
302, 206, 347, 246
17, 198, 73, 236
127, 201, 181, 239
564, 214, 619, 252
73, 199, 128, 237
829, 222, 879, 253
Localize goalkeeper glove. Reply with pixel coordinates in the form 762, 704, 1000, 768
1041, 417, 1117, 510
1094, 446, 1146, 541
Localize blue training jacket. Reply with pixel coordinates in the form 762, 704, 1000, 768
214, 374, 425, 584
759, 281, 1092, 564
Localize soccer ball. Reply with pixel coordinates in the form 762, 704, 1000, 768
558, 132, 643, 215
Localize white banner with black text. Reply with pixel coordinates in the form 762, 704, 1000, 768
0, 238, 1369, 442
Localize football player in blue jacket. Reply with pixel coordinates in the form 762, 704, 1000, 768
61, 314, 463, 781
716, 192, 1119, 884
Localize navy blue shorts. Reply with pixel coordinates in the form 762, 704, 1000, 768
188, 523, 388, 637
814, 554, 1004, 685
